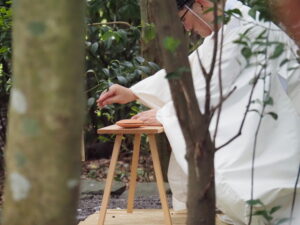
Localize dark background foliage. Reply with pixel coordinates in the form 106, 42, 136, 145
0, 0, 12, 167
0, 0, 160, 163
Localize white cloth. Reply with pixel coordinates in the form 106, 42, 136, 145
130, 1, 300, 224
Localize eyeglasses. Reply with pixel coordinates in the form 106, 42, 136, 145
179, 7, 189, 22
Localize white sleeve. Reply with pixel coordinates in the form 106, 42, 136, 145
130, 69, 171, 109
130, 50, 204, 109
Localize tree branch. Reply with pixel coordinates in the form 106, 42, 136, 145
215, 68, 263, 151
213, 10, 226, 145
88, 21, 131, 28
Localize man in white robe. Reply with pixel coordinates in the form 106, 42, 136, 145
97, 0, 300, 224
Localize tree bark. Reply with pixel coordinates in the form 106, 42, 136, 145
140, 0, 171, 182
3, 0, 85, 225
150, 0, 216, 224
270, 0, 300, 47
140, 0, 163, 66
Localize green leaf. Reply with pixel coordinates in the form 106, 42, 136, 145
143, 23, 156, 43
90, 42, 98, 55
279, 58, 289, 67
267, 112, 278, 120
102, 68, 110, 77
226, 8, 242, 17
102, 30, 113, 41
270, 206, 281, 215
117, 75, 127, 85
165, 71, 180, 80
246, 199, 264, 206
87, 97, 95, 107
135, 56, 145, 63
233, 40, 248, 46
163, 36, 181, 53
256, 29, 267, 40
122, 61, 133, 68
248, 7, 257, 19
138, 65, 151, 74
148, 62, 160, 71
264, 96, 273, 106
270, 43, 284, 59
165, 67, 190, 80
253, 210, 273, 221
275, 218, 290, 225
241, 47, 252, 59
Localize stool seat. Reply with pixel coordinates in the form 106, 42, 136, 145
97, 124, 164, 134
96, 124, 172, 225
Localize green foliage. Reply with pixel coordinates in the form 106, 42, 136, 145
240, 0, 272, 22
85, 0, 160, 145
0, 0, 11, 159
165, 66, 190, 80
247, 199, 289, 225
142, 23, 156, 43
0, 0, 12, 104
163, 36, 181, 53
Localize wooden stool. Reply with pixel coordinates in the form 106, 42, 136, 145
97, 125, 172, 225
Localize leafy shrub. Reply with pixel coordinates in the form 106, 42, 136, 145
0, 0, 12, 162
84, 0, 160, 148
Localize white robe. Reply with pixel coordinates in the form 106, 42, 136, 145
130, 1, 300, 224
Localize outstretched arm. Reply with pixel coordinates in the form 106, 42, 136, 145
96, 84, 138, 108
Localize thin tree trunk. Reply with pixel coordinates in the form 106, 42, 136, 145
151, 0, 216, 224
3, 0, 85, 225
140, 0, 163, 66
140, 0, 171, 182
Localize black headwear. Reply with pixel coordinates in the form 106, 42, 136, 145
176, 0, 195, 10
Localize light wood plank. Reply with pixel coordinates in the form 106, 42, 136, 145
79, 210, 230, 225
79, 209, 185, 225
97, 125, 164, 135
127, 134, 141, 213
98, 135, 123, 225
148, 134, 173, 225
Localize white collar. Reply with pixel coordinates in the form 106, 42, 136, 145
225, 0, 242, 11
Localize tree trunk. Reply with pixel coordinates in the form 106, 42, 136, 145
3, 0, 85, 225
140, 0, 171, 182
140, 0, 163, 66
270, 0, 300, 47
150, 0, 216, 224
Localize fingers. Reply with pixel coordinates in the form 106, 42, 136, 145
96, 84, 137, 108
101, 95, 121, 106
131, 110, 161, 125
96, 88, 116, 108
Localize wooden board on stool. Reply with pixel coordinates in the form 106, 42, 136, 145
78, 209, 230, 225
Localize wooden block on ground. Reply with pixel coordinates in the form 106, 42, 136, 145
78, 209, 230, 225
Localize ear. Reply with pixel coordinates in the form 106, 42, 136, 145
195, 0, 211, 7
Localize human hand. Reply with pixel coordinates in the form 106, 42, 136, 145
97, 84, 138, 108
131, 109, 162, 126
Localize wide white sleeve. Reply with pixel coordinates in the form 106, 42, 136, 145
130, 52, 201, 109
129, 69, 171, 109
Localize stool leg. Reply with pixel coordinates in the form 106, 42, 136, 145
98, 134, 123, 225
127, 134, 141, 213
148, 134, 173, 225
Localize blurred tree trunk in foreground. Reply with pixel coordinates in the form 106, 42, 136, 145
3, 0, 85, 225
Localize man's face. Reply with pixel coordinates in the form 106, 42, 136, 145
178, 2, 213, 37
